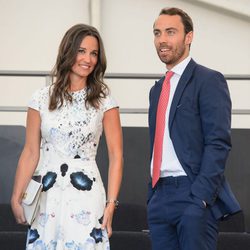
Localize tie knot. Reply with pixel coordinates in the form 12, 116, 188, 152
165, 71, 174, 81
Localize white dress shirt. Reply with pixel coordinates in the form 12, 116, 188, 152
151, 56, 191, 178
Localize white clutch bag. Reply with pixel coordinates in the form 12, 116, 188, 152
22, 178, 43, 225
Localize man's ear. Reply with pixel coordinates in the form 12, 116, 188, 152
185, 31, 193, 46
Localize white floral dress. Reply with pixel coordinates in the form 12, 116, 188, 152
26, 86, 117, 250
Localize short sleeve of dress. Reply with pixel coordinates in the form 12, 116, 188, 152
102, 93, 118, 112
28, 86, 49, 112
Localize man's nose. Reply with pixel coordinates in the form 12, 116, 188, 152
158, 33, 168, 43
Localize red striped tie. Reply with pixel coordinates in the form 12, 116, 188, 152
152, 71, 174, 187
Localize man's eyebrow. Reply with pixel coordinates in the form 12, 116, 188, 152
153, 28, 160, 32
165, 27, 177, 31
153, 27, 177, 32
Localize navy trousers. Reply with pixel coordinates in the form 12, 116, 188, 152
147, 176, 218, 250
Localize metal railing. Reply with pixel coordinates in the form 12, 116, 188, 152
1, 70, 250, 115
1, 70, 250, 80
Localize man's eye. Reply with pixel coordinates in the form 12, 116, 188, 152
154, 31, 160, 37
168, 30, 175, 36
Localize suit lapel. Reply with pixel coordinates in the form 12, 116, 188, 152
151, 77, 164, 120
169, 59, 197, 130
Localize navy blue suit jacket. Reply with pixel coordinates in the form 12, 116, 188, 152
148, 59, 241, 219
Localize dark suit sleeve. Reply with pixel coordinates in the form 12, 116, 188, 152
191, 72, 232, 206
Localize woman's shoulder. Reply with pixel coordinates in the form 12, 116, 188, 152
30, 85, 51, 99
100, 90, 118, 112
28, 85, 51, 111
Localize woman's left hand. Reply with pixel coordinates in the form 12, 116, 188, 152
101, 203, 116, 238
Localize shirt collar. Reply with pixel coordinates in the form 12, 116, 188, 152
169, 56, 191, 77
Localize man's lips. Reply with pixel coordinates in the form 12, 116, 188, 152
158, 47, 172, 57
160, 48, 170, 52
159, 46, 171, 52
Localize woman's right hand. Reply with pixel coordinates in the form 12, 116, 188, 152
11, 199, 27, 225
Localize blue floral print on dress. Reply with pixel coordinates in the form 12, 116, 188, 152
28, 229, 40, 244
90, 228, 103, 243
73, 210, 91, 226
70, 171, 93, 191
42, 172, 57, 191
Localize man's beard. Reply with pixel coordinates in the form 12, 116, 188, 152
158, 44, 186, 66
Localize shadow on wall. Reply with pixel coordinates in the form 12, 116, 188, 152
0, 126, 250, 232
0, 125, 25, 204
97, 127, 151, 206
0, 126, 151, 205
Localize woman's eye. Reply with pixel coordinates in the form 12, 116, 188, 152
92, 52, 98, 57
78, 48, 85, 54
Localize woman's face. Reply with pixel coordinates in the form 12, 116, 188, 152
71, 35, 99, 82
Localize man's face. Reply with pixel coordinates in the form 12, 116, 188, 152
153, 14, 193, 69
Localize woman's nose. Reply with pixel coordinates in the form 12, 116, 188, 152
83, 53, 91, 62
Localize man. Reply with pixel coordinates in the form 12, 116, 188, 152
147, 7, 241, 250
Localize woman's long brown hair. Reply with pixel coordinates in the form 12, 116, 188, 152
49, 24, 108, 110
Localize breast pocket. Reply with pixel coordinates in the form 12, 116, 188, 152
176, 96, 199, 115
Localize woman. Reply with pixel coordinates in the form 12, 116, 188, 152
11, 24, 123, 249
